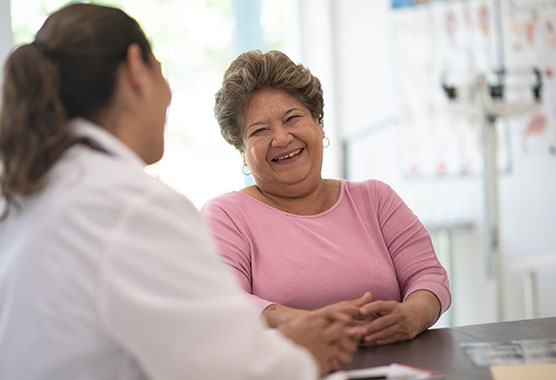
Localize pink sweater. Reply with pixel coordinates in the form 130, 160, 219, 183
202, 180, 451, 315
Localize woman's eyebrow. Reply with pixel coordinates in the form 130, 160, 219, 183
246, 107, 303, 131
283, 108, 302, 116
246, 120, 267, 132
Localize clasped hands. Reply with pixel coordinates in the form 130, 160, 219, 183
273, 291, 431, 375
278, 307, 364, 374
314, 291, 425, 346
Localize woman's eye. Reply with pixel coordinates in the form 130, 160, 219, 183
286, 115, 300, 122
250, 128, 266, 136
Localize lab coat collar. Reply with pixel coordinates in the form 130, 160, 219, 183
68, 118, 146, 169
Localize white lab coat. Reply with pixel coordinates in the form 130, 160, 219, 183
0, 118, 318, 380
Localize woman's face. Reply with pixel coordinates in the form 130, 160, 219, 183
143, 54, 172, 164
242, 87, 324, 196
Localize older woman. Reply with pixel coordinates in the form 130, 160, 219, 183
202, 50, 451, 346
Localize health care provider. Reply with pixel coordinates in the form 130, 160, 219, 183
0, 4, 361, 380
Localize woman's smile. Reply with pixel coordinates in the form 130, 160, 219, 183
271, 148, 304, 163
241, 87, 324, 194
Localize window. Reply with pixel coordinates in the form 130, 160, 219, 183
10, 0, 296, 209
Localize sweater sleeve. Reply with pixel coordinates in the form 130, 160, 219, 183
201, 198, 277, 312
97, 186, 317, 380
371, 181, 452, 315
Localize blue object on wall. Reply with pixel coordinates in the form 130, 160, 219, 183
391, 0, 415, 9
233, 0, 266, 54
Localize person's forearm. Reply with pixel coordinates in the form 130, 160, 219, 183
403, 290, 441, 332
262, 304, 310, 328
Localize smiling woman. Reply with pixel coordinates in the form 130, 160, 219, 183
242, 87, 329, 210
202, 49, 452, 347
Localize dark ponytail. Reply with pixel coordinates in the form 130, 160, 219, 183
0, 3, 152, 219
0, 43, 69, 213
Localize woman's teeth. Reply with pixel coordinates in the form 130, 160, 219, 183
273, 148, 303, 162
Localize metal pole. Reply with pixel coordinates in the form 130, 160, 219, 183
479, 82, 504, 321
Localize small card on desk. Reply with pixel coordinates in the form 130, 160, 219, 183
490, 363, 556, 380
460, 338, 556, 368
323, 363, 443, 380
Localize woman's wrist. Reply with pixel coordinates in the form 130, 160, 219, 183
262, 304, 308, 328
404, 290, 441, 332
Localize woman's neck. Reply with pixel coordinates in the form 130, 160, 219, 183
245, 179, 341, 216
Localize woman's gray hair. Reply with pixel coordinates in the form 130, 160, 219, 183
214, 50, 324, 152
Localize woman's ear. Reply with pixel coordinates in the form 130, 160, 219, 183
315, 117, 325, 138
123, 43, 148, 96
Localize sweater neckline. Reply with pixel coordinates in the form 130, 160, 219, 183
232, 179, 346, 218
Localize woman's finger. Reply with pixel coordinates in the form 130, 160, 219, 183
335, 347, 355, 364
325, 355, 342, 374
352, 291, 373, 306
363, 321, 401, 342
314, 306, 354, 323
338, 332, 360, 352
362, 310, 400, 335
317, 320, 347, 345
359, 300, 395, 316
375, 332, 408, 345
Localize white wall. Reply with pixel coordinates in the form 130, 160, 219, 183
0, 0, 14, 89
298, 0, 556, 326
296, 0, 342, 178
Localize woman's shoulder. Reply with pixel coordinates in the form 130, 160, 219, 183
343, 178, 393, 197
201, 189, 259, 217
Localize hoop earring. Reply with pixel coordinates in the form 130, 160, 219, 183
242, 163, 251, 176
323, 136, 330, 148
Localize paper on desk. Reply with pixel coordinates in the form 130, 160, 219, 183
323, 363, 443, 380
461, 338, 556, 367
490, 363, 556, 380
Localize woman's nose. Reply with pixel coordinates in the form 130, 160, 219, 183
271, 125, 293, 147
